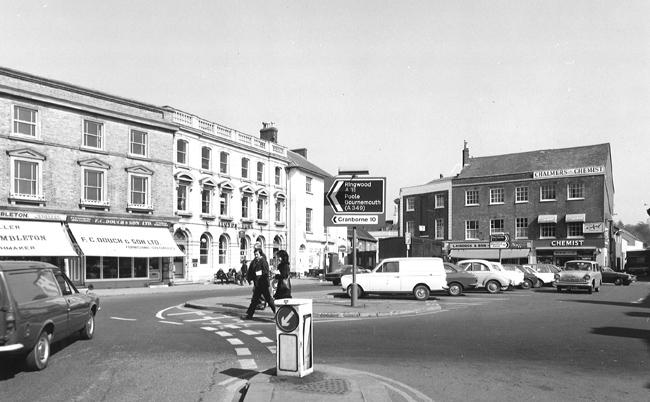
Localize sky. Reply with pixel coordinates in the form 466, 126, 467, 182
1, 1, 649, 224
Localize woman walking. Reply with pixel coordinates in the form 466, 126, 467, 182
273, 250, 292, 299
243, 249, 276, 320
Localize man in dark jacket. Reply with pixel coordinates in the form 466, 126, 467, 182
243, 249, 276, 319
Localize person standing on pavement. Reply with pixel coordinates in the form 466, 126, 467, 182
243, 249, 276, 319
239, 259, 248, 286
273, 250, 292, 299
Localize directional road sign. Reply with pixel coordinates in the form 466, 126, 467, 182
275, 305, 299, 333
326, 177, 385, 215
331, 215, 378, 225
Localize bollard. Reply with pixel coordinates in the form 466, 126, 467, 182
275, 298, 313, 377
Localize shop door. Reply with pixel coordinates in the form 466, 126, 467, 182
174, 245, 186, 278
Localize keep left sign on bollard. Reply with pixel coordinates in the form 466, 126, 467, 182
275, 299, 313, 377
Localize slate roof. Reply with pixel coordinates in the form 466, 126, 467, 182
456, 143, 611, 179
286, 150, 332, 178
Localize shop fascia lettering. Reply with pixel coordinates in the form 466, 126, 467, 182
78, 236, 161, 246
550, 240, 584, 247
533, 165, 605, 179
0, 209, 67, 221
68, 216, 168, 227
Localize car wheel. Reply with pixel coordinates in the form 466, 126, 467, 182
448, 282, 463, 296
80, 313, 95, 340
521, 279, 532, 289
485, 280, 500, 294
556, 286, 562, 293
413, 285, 430, 301
614, 278, 622, 286
25, 330, 50, 371
587, 284, 593, 294
533, 279, 542, 288
346, 284, 363, 298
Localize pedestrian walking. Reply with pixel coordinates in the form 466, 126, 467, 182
239, 259, 248, 286
243, 249, 276, 319
273, 250, 292, 299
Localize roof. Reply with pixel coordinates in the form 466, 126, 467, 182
456, 143, 611, 179
347, 227, 377, 242
286, 150, 332, 178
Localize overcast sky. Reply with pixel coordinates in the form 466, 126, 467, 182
2, 1, 649, 224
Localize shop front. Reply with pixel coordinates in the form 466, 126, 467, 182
67, 217, 184, 289
533, 238, 606, 268
447, 241, 532, 264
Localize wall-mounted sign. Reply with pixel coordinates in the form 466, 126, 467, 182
0, 209, 67, 222
449, 242, 490, 249
533, 165, 605, 179
583, 222, 605, 233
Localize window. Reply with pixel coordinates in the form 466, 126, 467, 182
13, 159, 40, 198
540, 184, 556, 201
539, 223, 556, 239
241, 195, 250, 219
219, 235, 228, 264
465, 190, 479, 206
567, 183, 585, 200
306, 208, 312, 232
257, 198, 264, 220
176, 139, 188, 164
201, 187, 212, 214
83, 120, 103, 149
515, 217, 528, 239
83, 169, 105, 203
275, 167, 282, 185
405, 220, 415, 235
306, 177, 312, 193
241, 158, 249, 178
200, 234, 209, 264
435, 218, 444, 239
567, 222, 584, 238
465, 220, 479, 240
201, 147, 211, 170
13, 105, 38, 137
220, 152, 229, 174
515, 186, 529, 203
435, 194, 445, 209
257, 162, 264, 182
130, 130, 148, 157
490, 219, 504, 234
129, 175, 149, 206
406, 197, 415, 211
220, 192, 229, 216
177, 181, 189, 211
490, 188, 504, 204
275, 199, 284, 222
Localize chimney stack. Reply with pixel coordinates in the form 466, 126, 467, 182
291, 148, 308, 159
462, 140, 470, 167
260, 122, 278, 143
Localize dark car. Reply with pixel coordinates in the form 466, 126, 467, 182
502, 264, 540, 289
443, 262, 478, 296
0, 261, 100, 370
324, 265, 370, 285
601, 267, 635, 286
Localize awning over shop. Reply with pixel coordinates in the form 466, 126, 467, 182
565, 213, 586, 222
537, 214, 557, 223
449, 248, 530, 260
0, 220, 77, 256
68, 223, 184, 257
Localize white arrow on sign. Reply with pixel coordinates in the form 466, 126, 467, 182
280, 310, 295, 327
331, 215, 378, 225
327, 180, 344, 213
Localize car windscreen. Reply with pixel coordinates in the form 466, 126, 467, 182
564, 262, 592, 271
502, 265, 516, 271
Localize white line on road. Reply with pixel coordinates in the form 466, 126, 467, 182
255, 336, 273, 344
184, 317, 222, 322
238, 359, 257, 369
227, 338, 244, 345
235, 348, 251, 356
266, 346, 276, 354
632, 297, 644, 304
110, 316, 137, 321
224, 324, 241, 329
155, 304, 186, 320
200, 326, 219, 331
158, 320, 183, 325
216, 331, 232, 337
167, 311, 203, 316
240, 329, 262, 335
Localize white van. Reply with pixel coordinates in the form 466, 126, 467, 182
340, 257, 447, 301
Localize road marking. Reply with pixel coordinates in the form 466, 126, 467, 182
158, 320, 183, 325
240, 329, 262, 335
227, 338, 244, 345
167, 311, 202, 316
216, 331, 232, 337
224, 324, 241, 329
155, 304, 188, 320
255, 336, 273, 344
266, 346, 276, 354
235, 348, 251, 356
200, 326, 219, 331
239, 359, 257, 369
209, 321, 222, 325
110, 316, 136, 321
632, 297, 644, 304
184, 317, 221, 322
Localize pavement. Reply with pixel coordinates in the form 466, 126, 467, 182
88, 278, 439, 402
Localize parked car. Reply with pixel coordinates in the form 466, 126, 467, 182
443, 262, 478, 296
523, 263, 559, 286
324, 265, 370, 286
456, 259, 511, 294
341, 257, 447, 301
502, 264, 539, 289
601, 267, 635, 286
0, 261, 100, 370
555, 260, 602, 293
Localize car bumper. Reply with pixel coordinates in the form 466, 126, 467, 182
555, 280, 590, 288
0, 343, 24, 352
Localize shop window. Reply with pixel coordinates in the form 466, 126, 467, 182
86, 256, 101, 279
539, 223, 556, 239
540, 184, 556, 201
567, 183, 585, 200
119, 258, 132, 278
515, 186, 529, 203
465, 190, 479, 206
465, 220, 479, 240
135, 257, 149, 277
489, 188, 504, 204
103, 257, 118, 279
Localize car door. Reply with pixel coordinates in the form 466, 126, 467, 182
55, 272, 89, 334
470, 262, 490, 286
366, 261, 398, 292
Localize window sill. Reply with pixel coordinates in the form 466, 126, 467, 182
219, 215, 233, 221
80, 146, 108, 154
489, 202, 504, 205
200, 169, 213, 175
201, 213, 217, 220
567, 198, 585, 201
515, 200, 529, 204
127, 203, 153, 214
9, 194, 46, 206
275, 221, 285, 227
256, 219, 268, 225
539, 199, 556, 203
9, 133, 42, 143
539, 236, 556, 240
175, 211, 193, 217
128, 153, 150, 161
241, 218, 254, 224
465, 204, 479, 207
80, 200, 110, 211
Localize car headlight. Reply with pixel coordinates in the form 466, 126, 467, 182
554, 273, 560, 280
583, 274, 591, 281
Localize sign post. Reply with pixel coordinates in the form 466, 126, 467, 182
489, 233, 510, 263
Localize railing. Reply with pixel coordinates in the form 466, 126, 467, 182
169, 110, 286, 156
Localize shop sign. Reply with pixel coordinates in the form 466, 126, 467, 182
68, 216, 168, 227
536, 238, 604, 248
449, 242, 490, 249
533, 165, 605, 179
0, 209, 67, 221
583, 222, 605, 233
